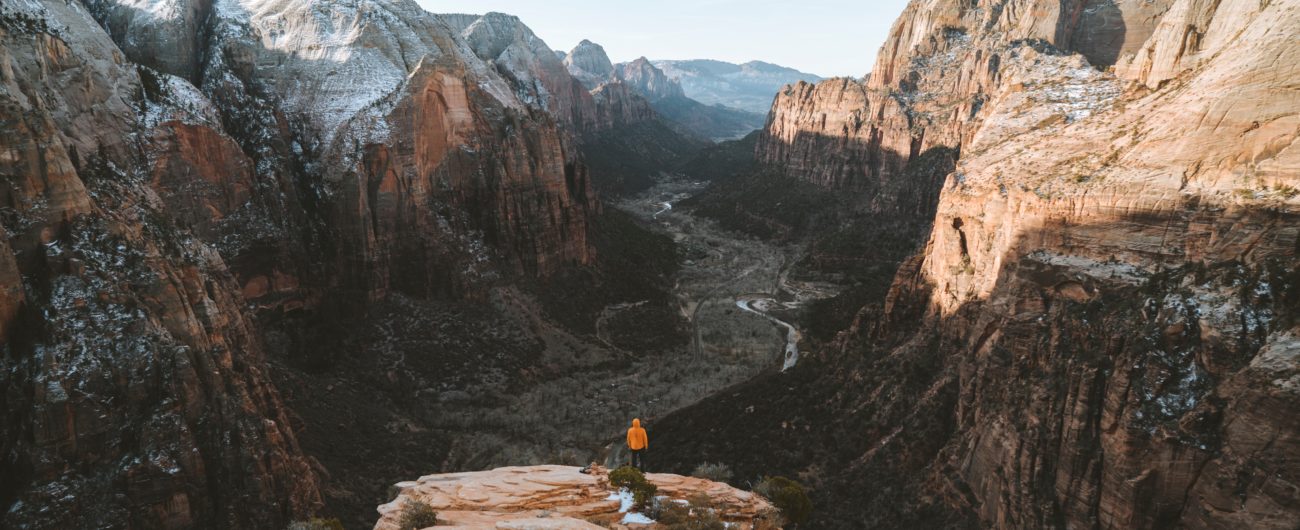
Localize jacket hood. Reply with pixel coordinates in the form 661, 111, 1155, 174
632, 418, 641, 428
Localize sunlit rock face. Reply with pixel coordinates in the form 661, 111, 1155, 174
757, 0, 1184, 216
657, 0, 1300, 528
805, 0, 1299, 528
906, 4, 1299, 524
374, 465, 776, 529
565, 38, 616, 89
78, 0, 599, 307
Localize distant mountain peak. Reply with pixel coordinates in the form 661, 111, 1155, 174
615, 57, 685, 101
564, 38, 614, 87
653, 59, 823, 114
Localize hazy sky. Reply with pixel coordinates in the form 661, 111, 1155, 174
415, 0, 911, 77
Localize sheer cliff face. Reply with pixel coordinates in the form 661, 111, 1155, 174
0, 0, 609, 526
0, 1, 319, 527
82, 0, 599, 306
208, 0, 595, 300
813, 0, 1299, 528
904, 3, 1300, 525
706, 0, 1300, 528
757, 0, 1178, 212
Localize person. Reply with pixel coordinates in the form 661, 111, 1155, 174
626, 418, 648, 470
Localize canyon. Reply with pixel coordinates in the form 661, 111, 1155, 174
1, 0, 1297, 529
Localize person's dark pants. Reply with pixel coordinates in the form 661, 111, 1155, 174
630, 449, 644, 471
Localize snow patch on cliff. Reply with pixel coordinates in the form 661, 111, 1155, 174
142, 70, 223, 128
118, 0, 184, 21
1026, 251, 1149, 284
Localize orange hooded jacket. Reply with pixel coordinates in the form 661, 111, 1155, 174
626, 419, 648, 451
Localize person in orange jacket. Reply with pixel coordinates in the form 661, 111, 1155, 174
626, 418, 648, 470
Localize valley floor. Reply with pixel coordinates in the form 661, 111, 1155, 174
277, 179, 840, 527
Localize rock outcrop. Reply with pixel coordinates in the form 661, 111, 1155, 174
616, 57, 687, 102
565, 39, 616, 89
374, 465, 775, 529
458, 12, 602, 133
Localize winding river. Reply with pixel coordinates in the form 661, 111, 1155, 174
734, 296, 801, 371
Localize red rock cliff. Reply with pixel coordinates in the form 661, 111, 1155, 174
756, 0, 1179, 215
0, 1, 321, 527
817, 0, 1300, 528
664, 1, 1300, 528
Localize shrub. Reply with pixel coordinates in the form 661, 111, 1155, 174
631, 481, 658, 511
658, 500, 725, 530
690, 462, 732, 483
609, 465, 658, 512
287, 519, 345, 530
609, 466, 647, 489
397, 499, 440, 529
754, 476, 812, 526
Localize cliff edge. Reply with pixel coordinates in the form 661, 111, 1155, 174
374, 465, 775, 529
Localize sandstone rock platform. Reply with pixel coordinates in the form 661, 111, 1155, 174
374, 465, 774, 529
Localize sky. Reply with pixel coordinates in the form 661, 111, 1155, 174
414, 0, 912, 78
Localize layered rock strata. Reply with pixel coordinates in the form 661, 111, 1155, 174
374, 465, 775, 529
690, 0, 1300, 528
0, 1, 320, 527
1, 0, 619, 526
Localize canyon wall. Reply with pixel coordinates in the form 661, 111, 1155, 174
200, 0, 597, 303
1, 0, 615, 526
659, 1, 1299, 529
0, 1, 320, 527
755, 0, 1180, 216
898, 1, 1300, 526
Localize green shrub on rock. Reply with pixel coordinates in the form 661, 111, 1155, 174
609, 465, 659, 512
754, 476, 812, 526
632, 481, 659, 511
397, 499, 440, 529
609, 465, 647, 489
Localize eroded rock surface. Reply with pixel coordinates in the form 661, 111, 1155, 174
656, 1, 1300, 528
0, 1, 320, 527
0, 0, 619, 526
565, 39, 615, 89
375, 465, 774, 530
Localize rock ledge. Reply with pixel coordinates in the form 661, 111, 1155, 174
374, 465, 773, 529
